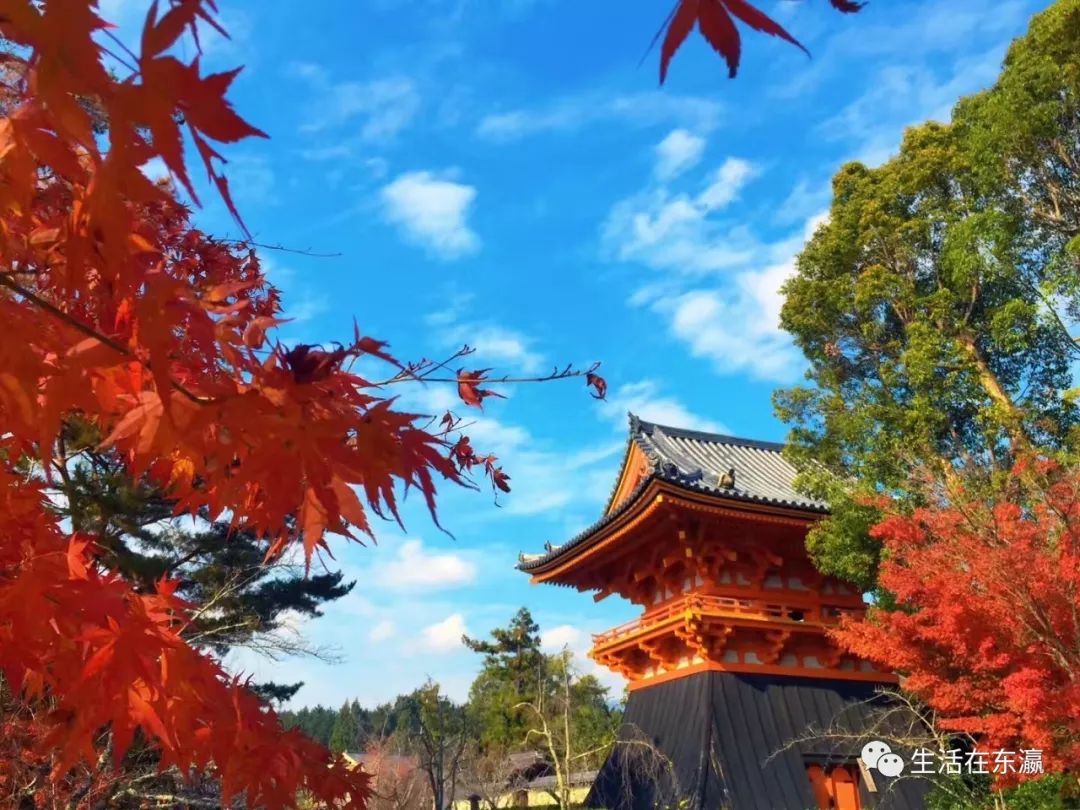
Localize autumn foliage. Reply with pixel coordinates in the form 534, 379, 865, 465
834, 461, 1080, 784
658, 0, 862, 82
0, 0, 611, 805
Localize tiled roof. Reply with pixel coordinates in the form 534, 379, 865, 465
517, 414, 828, 572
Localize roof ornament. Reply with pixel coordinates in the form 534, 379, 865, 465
718, 467, 736, 489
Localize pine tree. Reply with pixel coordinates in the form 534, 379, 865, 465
462, 607, 546, 751
329, 701, 361, 754
281, 705, 340, 746
462, 607, 544, 693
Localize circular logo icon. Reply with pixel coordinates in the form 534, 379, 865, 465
877, 753, 905, 778
861, 740, 892, 769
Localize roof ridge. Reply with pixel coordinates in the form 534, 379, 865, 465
632, 413, 788, 453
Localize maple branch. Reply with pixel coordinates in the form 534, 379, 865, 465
0, 273, 210, 405
217, 238, 343, 258
380, 356, 602, 388
372, 345, 476, 387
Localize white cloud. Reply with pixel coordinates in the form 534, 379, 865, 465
603, 194, 756, 274
774, 178, 831, 226
298, 144, 352, 161
288, 63, 420, 143
425, 297, 544, 372
807, 0, 1032, 168
381, 171, 479, 259
301, 76, 420, 141
538, 621, 627, 695
477, 91, 723, 142
655, 129, 706, 181
599, 380, 728, 434
373, 539, 477, 590
423, 613, 468, 652
399, 383, 622, 519
602, 157, 761, 274
768, 0, 1031, 103
288, 62, 327, 82
140, 157, 168, 182
369, 619, 396, 642
226, 154, 278, 205
646, 211, 828, 384
601, 127, 826, 384
658, 278, 802, 383
97, 0, 154, 28
696, 159, 760, 211
469, 327, 543, 372
285, 291, 329, 325
441, 324, 544, 373
541, 624, 584, 652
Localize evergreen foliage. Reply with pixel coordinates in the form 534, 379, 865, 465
775, 0, 1080, 590
329, 701, 361, 754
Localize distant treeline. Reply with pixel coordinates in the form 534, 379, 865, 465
281, 697, 410, 751
278, 608, 624, 759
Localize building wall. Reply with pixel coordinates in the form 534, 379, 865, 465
451, 784, 592, 809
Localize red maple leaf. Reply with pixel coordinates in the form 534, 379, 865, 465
586, 370, 607, 400
659, 0, 859, 83
457, 369, 507, 409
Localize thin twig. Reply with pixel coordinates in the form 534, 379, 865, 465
0, 273, 210, 405
218, 238, 343, 258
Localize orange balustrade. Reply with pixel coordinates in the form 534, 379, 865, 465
592, 594, 861, 647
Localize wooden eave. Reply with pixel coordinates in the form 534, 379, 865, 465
529, 478, 821, 585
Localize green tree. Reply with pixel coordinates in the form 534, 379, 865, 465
462, 609, 618, 770
774, 0, 1080, 590
463, 607, 544, 692
329, 701, 361, 754
462, 607, 546, 751
281, 705, 339, 746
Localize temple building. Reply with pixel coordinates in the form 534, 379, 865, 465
517, 416, 930, 810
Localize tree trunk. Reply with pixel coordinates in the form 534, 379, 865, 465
954, 333, 1029, 449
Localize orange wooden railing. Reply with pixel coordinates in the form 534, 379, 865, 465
591, 594, 862, 646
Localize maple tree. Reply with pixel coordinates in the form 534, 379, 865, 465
0, 1, 606, 806
833, 459, 1080, 788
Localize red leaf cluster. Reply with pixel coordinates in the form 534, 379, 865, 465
834, 461, 1080, 783
0, 0, 608, 801
0, 0, 519, 805
659, 0, 862, 83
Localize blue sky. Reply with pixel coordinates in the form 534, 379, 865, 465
105, 0, 1051, 709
